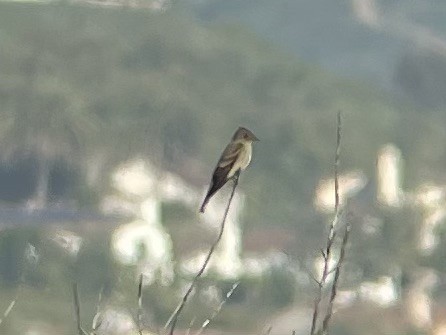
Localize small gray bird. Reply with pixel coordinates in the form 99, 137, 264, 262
200, 127, 259, 213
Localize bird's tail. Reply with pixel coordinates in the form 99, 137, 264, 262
199, 197, 209, 213
200, 178, 228, 213
199, 188, 216, 213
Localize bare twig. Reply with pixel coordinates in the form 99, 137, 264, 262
321, 220, 351, 334
92, 286, 104, 332
310, 111, 343, 335
137, 273, 144, 335
185, 317, 196, 335
72, 283, 89, 335
0, 297, 17, 326
194, 282, 239, 335
165, 176, 240, 335
333, 111, 341, 228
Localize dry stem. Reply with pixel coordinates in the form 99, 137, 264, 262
0, 297, 17, 327
72, 283, 88, 335
321, 220, 351, 334
310, 111, 349, 335
165, 175, 240, 335
194, 281, 239, 335
137, 273, 144, 335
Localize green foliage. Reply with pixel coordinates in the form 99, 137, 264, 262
0, 2, 443, 226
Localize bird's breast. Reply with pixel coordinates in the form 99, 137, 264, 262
228, 143, 252, 178
240, 143, 252, 169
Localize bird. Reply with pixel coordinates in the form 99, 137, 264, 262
199, 126, 259, 213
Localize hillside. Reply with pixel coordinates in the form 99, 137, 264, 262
182, 0, 446, 105
0, 2, 444, 228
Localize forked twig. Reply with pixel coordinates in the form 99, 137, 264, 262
165, 176, 240, 335
194, 281, 239, 335
310, 111, 343, 335
321, 220, 351, 334
72, 283, 89, 335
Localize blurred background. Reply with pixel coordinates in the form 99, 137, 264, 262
0, 0, 446, 334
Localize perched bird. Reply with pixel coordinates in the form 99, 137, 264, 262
200, 127, 259, 213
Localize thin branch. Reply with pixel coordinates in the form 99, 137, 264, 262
320, 249, 327, 261
165, 176, 240, 335
194, 282, 239, 335
72, 283, 89, 335
185, 317, 196, 335
321, 221, 351, 334
137, 273, 144, 335
0, 297, 17, 326
326, 266, 338, 276
92, 286, 104, 332
310, 111, 342, 335
310, 273, 322, 287
334, 110, 341, 228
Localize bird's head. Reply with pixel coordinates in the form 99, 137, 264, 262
233, 127, 259, 142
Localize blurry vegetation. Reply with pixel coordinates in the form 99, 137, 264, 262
0, 2, 444, 226
0, 227, 37, 285
395, 49, 446, 110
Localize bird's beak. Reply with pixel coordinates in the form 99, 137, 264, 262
253, 135, 260, 142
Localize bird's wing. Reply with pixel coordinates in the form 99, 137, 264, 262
211, 142, 243, 186
200, 142, 243, 212
217, 142, 243, 168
